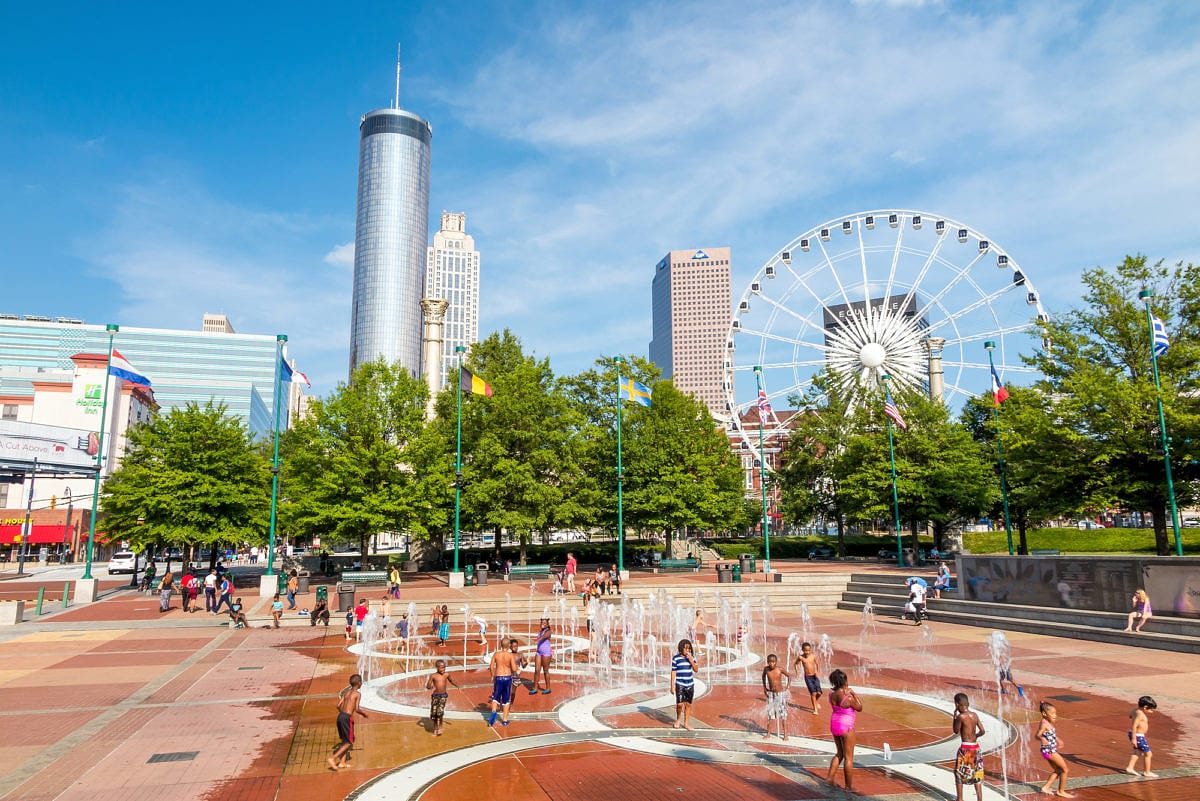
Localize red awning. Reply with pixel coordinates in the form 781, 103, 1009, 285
0, 524, 74, 545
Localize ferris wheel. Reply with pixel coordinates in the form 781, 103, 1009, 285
724, 209, 1047, 446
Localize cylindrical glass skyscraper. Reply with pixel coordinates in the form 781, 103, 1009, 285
349, 108, 432, 377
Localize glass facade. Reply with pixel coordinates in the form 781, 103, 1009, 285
349, 108, 433, 378
0, 319, 284, 438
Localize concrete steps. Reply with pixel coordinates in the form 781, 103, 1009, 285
837, 575, 1200, 654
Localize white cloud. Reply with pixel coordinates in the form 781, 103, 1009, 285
323, 241, 354, 269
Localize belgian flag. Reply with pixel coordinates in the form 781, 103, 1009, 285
460, 367, 493, 397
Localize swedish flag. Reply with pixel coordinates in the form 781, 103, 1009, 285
619, 377, 652, 407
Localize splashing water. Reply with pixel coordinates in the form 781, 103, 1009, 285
858, 598, 876, 683
800, 602, 814, 645
987, 631, 1014, 800
817, 633, 834, 669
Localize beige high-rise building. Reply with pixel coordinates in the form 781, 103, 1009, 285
425, 212, 480, 389
648, 247, 732, 419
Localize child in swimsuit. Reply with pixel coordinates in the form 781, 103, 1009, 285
1124, 695, 1158, 778
1123, 589, 1153, 632
826, 669, 863, 792
1037, 702, 1074, 797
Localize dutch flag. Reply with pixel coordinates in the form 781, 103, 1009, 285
109, 350, 151, 387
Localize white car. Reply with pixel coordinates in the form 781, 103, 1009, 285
107, 551, 138, 574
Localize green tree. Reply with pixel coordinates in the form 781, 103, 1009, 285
1030, 256, 1200, 554
100, 401, 270, 566
622, 381, 746, 548
280, 359, 436, 555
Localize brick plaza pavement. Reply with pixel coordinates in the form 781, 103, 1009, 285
0, 565, 1196, 801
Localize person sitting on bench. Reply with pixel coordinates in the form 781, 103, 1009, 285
229, 597, 248, 629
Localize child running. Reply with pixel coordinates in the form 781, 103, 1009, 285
794, 641, 823, 714
328, 673, 368, 770
760, 653, 791, 740
1037, 701, 1074, 797
826, 669, 863, 793
953, 692, 986, 801
425, 659, 459, 736
1123, 695, 1158, 778
437, 605, 451, 647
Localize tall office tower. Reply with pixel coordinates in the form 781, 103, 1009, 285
425, 212, 480, 389
202, 313, 236, 334
348, 106, 433, 378
648, 247, 732, 419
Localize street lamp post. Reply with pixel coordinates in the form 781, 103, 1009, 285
16, 458, 37, 576
613, 355, 626, 575
881, 375, 904, 569
265, 334, 287, 579
752, 366, 771, 574
452, 345, 467, 580
83, 323, 119, 582
984, 341, 1016, 555
1138, 289, 1183, 556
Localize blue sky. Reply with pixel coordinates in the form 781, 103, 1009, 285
2, 1, 1198, 398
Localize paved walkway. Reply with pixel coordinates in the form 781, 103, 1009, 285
0, 564, 1196, 801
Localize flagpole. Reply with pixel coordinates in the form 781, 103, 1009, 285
984, 341, 1015, 555
753, 367, 771, 574
614, 355, 625, 575
882, 375, 903, 569
453, 345, 466, 575
266, 334, 287, 577
1138, 290, 1183, 556
83, 323, 119, 581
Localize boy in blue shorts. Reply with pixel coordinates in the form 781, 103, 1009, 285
1123, 696, 1158, 778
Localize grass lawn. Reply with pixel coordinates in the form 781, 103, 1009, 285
962, 527, 1200, 555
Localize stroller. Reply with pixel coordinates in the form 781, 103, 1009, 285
900, 593, 928, 623
551, 568, 565, 595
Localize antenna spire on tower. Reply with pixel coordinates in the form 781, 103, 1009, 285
394, 44, 402, 109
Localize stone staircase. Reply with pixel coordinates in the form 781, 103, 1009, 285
836, 573, 1200, 654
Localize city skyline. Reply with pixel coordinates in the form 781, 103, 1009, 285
1, 2, 1197, 399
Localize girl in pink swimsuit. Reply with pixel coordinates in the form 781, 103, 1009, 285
826, 669, 863, 792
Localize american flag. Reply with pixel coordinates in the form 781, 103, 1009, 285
757, 389, 772, 423
884, 388, 907, 430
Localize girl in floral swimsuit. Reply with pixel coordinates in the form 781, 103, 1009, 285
826, 669, 863, 792
1037, 702, 1074, 797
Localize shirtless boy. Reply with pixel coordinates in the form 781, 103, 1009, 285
488, 637, 525, 727
761, 653, 792, 740
425, 659, 459, 736
794, 642, 823, 714
953, 692, 986, 801
329, 674, 368, 770
1123, 695, 1158, 778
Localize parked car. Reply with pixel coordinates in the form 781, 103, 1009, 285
107, 551, 139, 574
808, 546, 836, 560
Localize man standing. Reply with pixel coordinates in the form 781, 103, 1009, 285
487, 637, 525, 727
565, 552, 577, 594
203, 568, 218, 613
213, 572, 234, 615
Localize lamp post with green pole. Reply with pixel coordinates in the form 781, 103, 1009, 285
265, 334, 287, 585
613, 355, 626, 576
1138, 289, 1183, 556
81, 323, 119, 592
882, 374, 904, 569
451, 345, 466, 584
984, 341, 1015, 555
752, 366, 771, 574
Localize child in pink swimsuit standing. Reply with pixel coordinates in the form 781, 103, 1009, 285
826, 669, 863, 792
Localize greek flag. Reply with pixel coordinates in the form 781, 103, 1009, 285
1151, 315, 1170, 357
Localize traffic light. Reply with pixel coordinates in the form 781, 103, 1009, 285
0, 474, 24, 484
49, 495, 57, 510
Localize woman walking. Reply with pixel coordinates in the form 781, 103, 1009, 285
157, 571, 175, 613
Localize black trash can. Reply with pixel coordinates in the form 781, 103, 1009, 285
716, 563, 733, 584
739, 553, 756, 573
297, 570, 310, 593
475, 563, 489, 586
337, 582, 356, 612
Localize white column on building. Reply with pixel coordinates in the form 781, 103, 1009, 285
922, 336, 947, 403
420, 298, 450, 420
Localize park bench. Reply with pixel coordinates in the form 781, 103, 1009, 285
339, 570, 388, 585
656, 557, 702, 573
1030, 549, 1061, 556
507, 564, 553, 579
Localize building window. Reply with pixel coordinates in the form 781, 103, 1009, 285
1, 404, 16, 421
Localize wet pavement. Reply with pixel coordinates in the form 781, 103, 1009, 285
0, 564, 1196, 801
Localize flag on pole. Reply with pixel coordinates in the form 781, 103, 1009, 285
619, 377, 652, 407
989, 363, 1010, 406
884, 387, 907, 430
1151, 315, 1170, 357
460, 367, 493, 397
280, 359, 311, 387
756, 388, 772, 423
295, 370, 311, 388
109, 350, 151, 387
